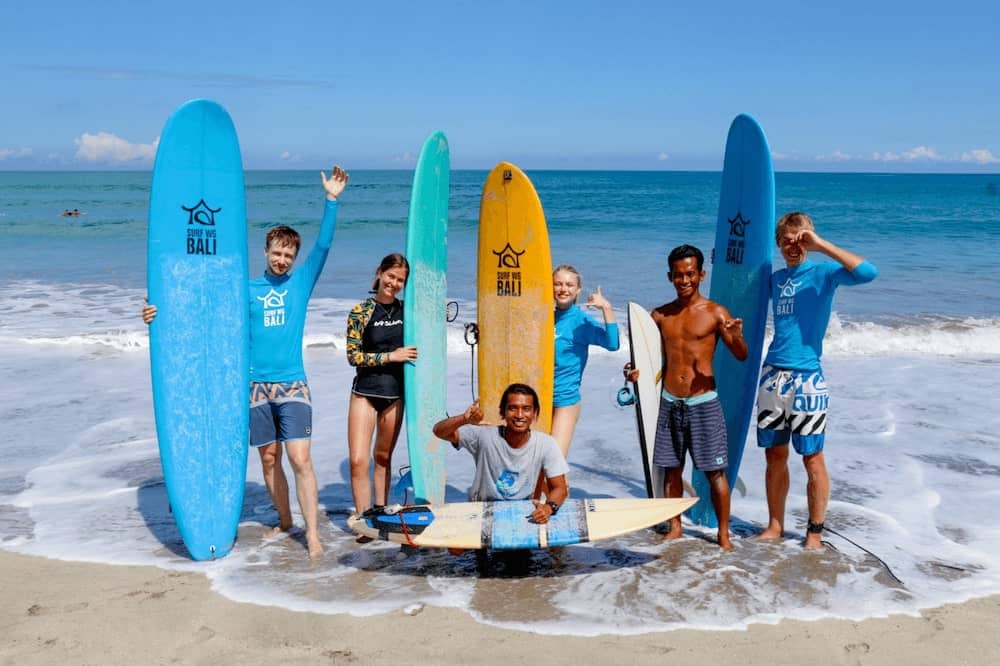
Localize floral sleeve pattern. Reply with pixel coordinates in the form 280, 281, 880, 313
346, 299, 385, 367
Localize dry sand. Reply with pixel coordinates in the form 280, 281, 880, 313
2, 549, 997, 665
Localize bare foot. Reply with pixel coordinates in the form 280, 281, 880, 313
263, 522, 292, 538
753, 527, 784, 541
718, 531, 734, 551
804, 532, 824, 550
307, 533, 323, 560
660, 522, 684, 541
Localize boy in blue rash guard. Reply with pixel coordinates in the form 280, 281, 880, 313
755, 211, 878, 549
551, 265, 620, 456
143, 165, 349, 560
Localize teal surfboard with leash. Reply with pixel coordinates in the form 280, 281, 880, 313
688, 113, 774, 527
147, 99, 250, 559
403, 131, 450, 504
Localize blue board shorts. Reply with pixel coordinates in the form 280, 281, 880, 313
653, 390, 728, 472
756, 365, 828, 455
249, 381, 313, 448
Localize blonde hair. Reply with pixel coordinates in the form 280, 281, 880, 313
553, 264, 582, 288
775, 211, 815, 243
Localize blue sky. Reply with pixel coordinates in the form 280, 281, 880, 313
2, 1, 998, 172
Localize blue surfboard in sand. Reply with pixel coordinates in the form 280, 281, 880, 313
403, 131, 450, 504
688, 114, 775, 527
147, 99, 249, 559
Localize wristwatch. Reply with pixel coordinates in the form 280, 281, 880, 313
546, 501, 560, 516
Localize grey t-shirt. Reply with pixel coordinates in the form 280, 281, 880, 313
456, 425, 570, 501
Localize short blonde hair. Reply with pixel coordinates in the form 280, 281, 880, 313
775, 211, 815, 243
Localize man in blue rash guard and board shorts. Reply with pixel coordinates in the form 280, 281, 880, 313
754, 211, 878, 549
143, 165, 349, 559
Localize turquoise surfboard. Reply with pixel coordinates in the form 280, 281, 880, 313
147, 99, 250, 559
403, 131, 450, 504
688, 114, 775, 527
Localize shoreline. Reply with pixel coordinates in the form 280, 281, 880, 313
3, 549, 997, 665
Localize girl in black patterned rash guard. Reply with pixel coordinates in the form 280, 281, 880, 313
345, 254, 418, 523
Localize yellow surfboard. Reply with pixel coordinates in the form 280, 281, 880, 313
477, 162, 553, 431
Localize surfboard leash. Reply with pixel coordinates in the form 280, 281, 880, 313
464, 322, 479, 402
821, 525, 904, 586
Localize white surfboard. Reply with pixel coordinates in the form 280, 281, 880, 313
627, 302, 666, 498
348, 497, 697, 550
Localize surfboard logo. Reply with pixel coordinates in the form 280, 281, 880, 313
724, 211, 750, 264
182, 200, 220, 256
492, 242, 524, 297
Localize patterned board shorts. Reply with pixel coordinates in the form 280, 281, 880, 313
249, 380, 313, 448
756, 365, 828, 455
653, 390, 728, 472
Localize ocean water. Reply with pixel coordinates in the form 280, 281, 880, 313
1, 169, 999, 635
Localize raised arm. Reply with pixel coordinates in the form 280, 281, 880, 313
432, 403, 484, 444
796, 228, 865, 272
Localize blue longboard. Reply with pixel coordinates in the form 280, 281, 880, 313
688, 114, 775, 527
403, 131, 450, 504
147, 99, 250, 559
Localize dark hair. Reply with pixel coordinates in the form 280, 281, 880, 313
499, 383, 540, 416
370, 253, 410, 292
265, 226, 301, 254
667, 244, 704, 272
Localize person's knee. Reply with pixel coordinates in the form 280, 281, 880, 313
287, 447, 313, 473
373, 449, 392, 469
258, 446, 281, 471
765, 445, 789, 466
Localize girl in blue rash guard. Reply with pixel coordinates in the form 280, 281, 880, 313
345, 253, 418, 521
142, 165, 350, 560
551, 264, 620, 456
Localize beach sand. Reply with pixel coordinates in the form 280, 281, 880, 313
2, 550, 997, 665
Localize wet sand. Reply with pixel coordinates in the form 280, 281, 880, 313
2, 549, 997, 665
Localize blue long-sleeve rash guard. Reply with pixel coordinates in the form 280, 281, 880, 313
249, 199, 338, 382
765, 259, 878, 372
553, 303, 620, 408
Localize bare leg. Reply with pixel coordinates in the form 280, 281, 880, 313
550, 404, 581, 457
347, 394, 377, 514
803, 451, 830, 549
531, 405, 581, 500
662, 467, 684, 540
756, 444, 790, 540
372, 399, 404, 506
705, 469, 733, 550
286, 438, 322, 559
257, 443, 293, 536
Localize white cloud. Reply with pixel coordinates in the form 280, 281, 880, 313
901, 145, 941, 161
392, 151, 416, 164
872, 151, 901, 162
74, 132, 158, 163
279, 151, 302, 163
961, 149, 1000, 165
0, 147, 33, 160
770, 151, 788, 160
657, 152, 669, 161
816, 150, 852, 162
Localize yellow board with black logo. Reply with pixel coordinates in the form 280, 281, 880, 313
477, 162, 553, 431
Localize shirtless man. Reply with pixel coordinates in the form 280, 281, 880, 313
628, 244, 747, 549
